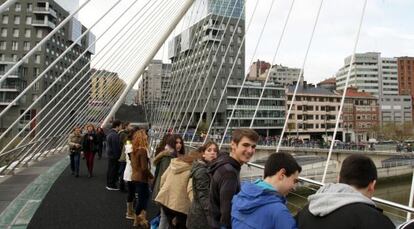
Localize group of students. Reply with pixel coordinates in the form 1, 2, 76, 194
67, 124, 106, 177
70, 122, 399, 229
149, 128, 397, 229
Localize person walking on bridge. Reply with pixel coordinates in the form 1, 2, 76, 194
106, 120, 122, 190
68, 127, 83, 177
82, 124, 98, 177
208, 128, 259, 229
295, 154, 394, 229
231, 153, 301, 229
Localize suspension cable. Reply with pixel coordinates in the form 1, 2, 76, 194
0, 0, 92, 86
321, 0, 368, 183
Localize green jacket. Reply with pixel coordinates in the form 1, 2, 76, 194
152, 150, 173, 200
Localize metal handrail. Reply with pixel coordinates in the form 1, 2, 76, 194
246, 161, 414, 214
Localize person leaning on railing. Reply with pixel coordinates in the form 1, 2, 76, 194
295, 154, 394, 229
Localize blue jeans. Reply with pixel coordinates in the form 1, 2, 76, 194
70, 152, 80, 175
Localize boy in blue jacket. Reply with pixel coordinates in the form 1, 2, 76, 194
232, 153, 301, 229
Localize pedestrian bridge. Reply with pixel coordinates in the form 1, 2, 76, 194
0, 0, 414, 228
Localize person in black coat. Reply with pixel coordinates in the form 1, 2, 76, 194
82, 124, 98, 177
106, 120, 122, 190
208, 129, 259, 229
295, 154, 394, 229
187, 141, 219, 229
96, 127, 106, 159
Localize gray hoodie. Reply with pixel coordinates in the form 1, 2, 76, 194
308, 183, 375, 217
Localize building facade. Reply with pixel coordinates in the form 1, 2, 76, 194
168, 0, 245, 130
247, 59, 270, 80
268, 64, 302, 86
90, 69, 125, 102
317, 77, 336, 91
285, 83, 343, 141
342, 87, 379, 143
380, 95, 412, 124
0, 0, 94, 137
336, 52, 398, 98
226, 81, 285, 136
397, 56, 414, 122
141, 60, 171, 121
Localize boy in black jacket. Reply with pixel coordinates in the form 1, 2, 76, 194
296, 154, 394, 229
208, 128, 259, 229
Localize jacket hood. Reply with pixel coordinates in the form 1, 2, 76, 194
208, 152, 241, 174
308, 183, 375, 217
153, 149, 173, 165
169, 158, 192, 174
232, 181, 285, 214
190, 159, 207, 177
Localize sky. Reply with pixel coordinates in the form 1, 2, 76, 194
77, 0, 414, 85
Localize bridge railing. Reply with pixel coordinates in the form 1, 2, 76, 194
246, 161, 414, 223
0, 135, 66, 175
177, 141, 414, 223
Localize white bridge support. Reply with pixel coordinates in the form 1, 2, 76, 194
101, 0, 195, 127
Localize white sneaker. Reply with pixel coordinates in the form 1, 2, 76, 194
106, 186, 120, 191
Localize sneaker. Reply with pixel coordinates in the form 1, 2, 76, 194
106, 186, 120, 191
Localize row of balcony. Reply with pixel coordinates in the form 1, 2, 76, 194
226, 105, 285, 110
32, 18, 56, 29
33, 6, 57, 18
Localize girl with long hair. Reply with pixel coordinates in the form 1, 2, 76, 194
131, 129, 153, 227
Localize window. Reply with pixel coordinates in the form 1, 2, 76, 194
27, 3, 33, 11
11, 41, 18, 50
2, 15, 8, 24
15, 3, 21, 12
12, 28, 19, 37
237, 26, 242, 33
25, 29, 30, 38
36, 29, 42, 38
23, 41, 30, 51
14, 16, 20, 25
1, 28, 7, 37
25, 16, 32, 24
12, 54, 17, 61
35, 55, 41, 64
0, 41, 5, 50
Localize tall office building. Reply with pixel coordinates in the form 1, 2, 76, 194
0, 0, 94, 138
336, 52, 398, 98
90, 69, 125, 102
168, 0, 245, 132
397, 56, 414, 121
141, 60, 171, 122
55, 0, 79, 15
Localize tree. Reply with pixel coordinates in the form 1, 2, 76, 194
197, 121, 209, 135
379, 122, 414, 142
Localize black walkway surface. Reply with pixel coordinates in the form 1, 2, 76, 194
27, 156, 157, 229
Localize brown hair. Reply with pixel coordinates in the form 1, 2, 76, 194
179, 150, 202, 164
132, 130, 148, 151
166, 134, 185, 155
231, 128, 259, 144
85, 124, 95, 131
155, 134, 171, 156
198, 140, 219, 154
